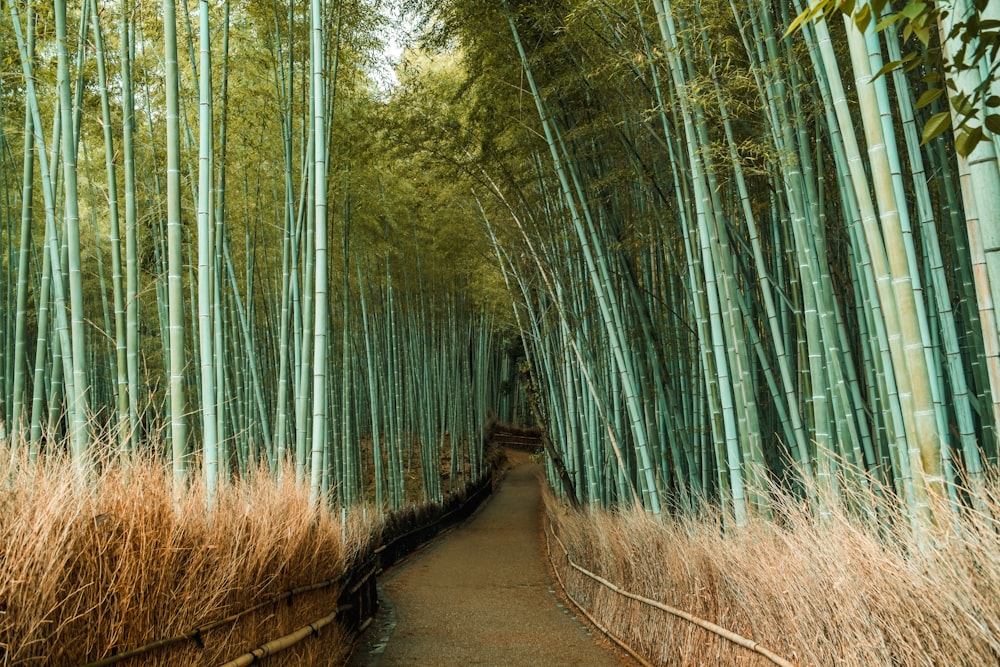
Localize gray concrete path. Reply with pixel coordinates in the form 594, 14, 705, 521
348, 451, 629, 666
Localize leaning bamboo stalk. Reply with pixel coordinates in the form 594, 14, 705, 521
214, 19, 229, 476
295, 132, 316, 486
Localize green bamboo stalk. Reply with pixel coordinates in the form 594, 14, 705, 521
196, 0, 219, 504
358, 263, 384, 508
120, 0, 141, 449
164, 0, 188, 494
86, 0, 130, 452
308, 0, 331, 506
54, 0, 90, 470
215, 0, 232, 479
9, 3, 35, 449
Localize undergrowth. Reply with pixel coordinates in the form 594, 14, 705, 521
0, 452, 370, 666
545, 475, 1000, 666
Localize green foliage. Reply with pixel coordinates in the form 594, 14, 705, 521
395, 0, 1000, 530
0, 0, 513, 504
787, 0, 1000, 155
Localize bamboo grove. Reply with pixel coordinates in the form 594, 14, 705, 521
0, 0, 515, 509
3, 0, 1000, 535
386, 0, 1000, 529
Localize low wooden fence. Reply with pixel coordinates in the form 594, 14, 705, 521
543, 518, 796, 667
80, 439, 500, 667
488, 423, 543, 453
220, 471, 496, 666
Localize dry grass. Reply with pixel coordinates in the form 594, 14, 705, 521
0, 453, 356, 666
545, 476, 1000, 666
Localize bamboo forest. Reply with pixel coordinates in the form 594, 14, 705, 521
2, 0, 1000, 664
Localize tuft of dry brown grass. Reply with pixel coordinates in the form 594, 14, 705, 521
545, 476, 1000, 666
0, 453, 355, 666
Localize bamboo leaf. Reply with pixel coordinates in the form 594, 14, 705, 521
921, 111, 952, 144
953, 92, 976, 116
875, 12, 903, 32
784, 9, 812, 37
784, 0, 831, 38
900, 1, 927, 20
854, 4, 872, 32
914, 22, 931, 44
985, 113, 1000, 134
873, 59, 903, 78
956, 125, 985, 156
903, 51, 922, 72
915, 87, 944, 109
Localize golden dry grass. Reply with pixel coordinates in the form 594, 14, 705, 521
0, 453, 357, 667
545, 477, 1000, 666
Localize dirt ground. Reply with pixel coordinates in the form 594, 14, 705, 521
347, 450, 632, 666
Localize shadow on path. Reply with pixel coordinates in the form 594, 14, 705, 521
348, 451, 630, 666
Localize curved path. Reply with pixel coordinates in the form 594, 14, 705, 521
348, 451, 630, 666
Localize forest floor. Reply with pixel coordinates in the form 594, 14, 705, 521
347, 450, 633, 666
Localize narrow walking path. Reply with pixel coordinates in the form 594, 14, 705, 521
348, 451, 630, 666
